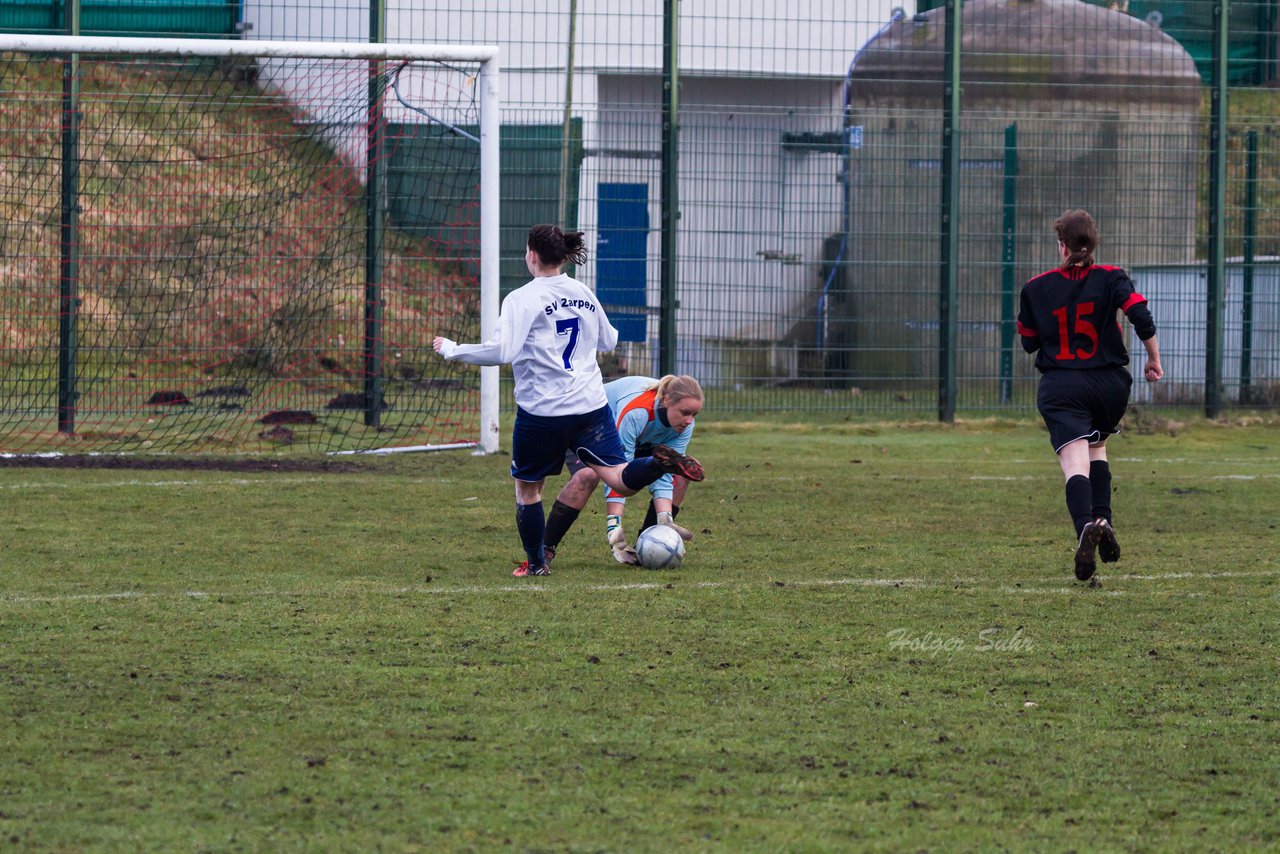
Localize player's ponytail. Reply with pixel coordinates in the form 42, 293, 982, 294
561, 230, 588, 266
654, 374, 703, 408
1053, 209, 1098, 270
528, 224, 588, 268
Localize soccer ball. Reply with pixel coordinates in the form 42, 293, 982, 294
635, 524, 686, 569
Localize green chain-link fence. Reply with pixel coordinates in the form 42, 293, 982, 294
2, 0, 1278, 441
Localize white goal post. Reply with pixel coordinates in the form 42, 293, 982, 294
0, 34, 501, 455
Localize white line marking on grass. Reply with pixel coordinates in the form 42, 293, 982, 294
0, 477, 327, 491
970, 476, 1041, 481
5, 591, 148, 602
6, 570, 1275, 607
380, 577, 927, 596
1104, 569, 1278, 581
998, 585, 1128, 597
971, 473, 1277, 482
0, 577, 928, 604
917, 457, 1280, 466
582, 577, 923, 593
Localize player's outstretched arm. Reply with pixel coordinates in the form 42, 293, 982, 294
433, 334, 502, 366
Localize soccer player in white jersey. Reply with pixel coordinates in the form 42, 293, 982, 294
433, 224, 704, 577
542, 374, 702, 566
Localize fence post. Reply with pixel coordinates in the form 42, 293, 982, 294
558, 0, 578, 226
364, 0, 387, 427
938, 0, 961, 422
1241, 128, 1257, 401
659, 0, 679, 376
999, 123, 1018, 405
1205, 0, 1228, 418
57, 0, 82, 435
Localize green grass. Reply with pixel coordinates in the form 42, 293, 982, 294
1, 418, 1278, 850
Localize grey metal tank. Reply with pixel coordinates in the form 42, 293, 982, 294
832, 0, 1200, 390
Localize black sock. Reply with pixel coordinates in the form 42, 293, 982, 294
640, 496, 660, 530
641, 501, 681, 533
515, 501, 546, 567
642, 499, 658, 532
621, 457, 663, 491
1065, 475, 1093, 538
1090, 460, 1112, 523
543, 499, 580, 551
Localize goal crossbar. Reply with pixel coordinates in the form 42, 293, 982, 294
0, 34, 502, 455
0, 34, 498, 64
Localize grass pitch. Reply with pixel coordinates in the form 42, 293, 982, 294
1, 416, 1278, 851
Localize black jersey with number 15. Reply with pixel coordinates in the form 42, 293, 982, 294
1017, 265, 1157, 374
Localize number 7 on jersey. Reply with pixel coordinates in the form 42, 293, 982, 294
556, 318, 580, 370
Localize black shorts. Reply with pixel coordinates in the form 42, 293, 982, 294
1037, 366, 1133, 453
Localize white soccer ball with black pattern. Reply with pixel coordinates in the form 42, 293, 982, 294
635, 524, 686, 569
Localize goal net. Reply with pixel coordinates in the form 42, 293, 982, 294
0, 35, 500, 456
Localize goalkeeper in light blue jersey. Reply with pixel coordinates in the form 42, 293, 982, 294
433, 225, 705, 578
542, 374, 703, 566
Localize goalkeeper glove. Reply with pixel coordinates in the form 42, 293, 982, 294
656, 510, 694, 542
606, 514, 639, 565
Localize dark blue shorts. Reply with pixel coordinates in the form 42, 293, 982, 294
1037, 366, 1132, 453
563, 441, 652, 474
511, 405, 628, 482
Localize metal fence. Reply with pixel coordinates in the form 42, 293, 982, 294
8, 0, 1280, 418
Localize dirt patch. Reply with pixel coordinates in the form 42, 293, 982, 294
0, 455, 366, 473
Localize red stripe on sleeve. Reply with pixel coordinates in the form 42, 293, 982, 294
1121, 293, 1148, 312
1017, 321, 1038, 338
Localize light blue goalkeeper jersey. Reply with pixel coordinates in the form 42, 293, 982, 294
603, 375, 695, 503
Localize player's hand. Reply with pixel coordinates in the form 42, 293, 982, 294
432, 336, 456, 357
656, 510, 694, 542
606, 522, 639, 565
1144, 359, 1163, 382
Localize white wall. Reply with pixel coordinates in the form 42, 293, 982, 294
242, 1, 904, 76
580, 75, 845, 363
238, 1, 908, 374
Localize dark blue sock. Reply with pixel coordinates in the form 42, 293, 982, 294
515, 501, 546, 568
621, 457, 663, 491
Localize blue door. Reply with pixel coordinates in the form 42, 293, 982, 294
596, 183, 649, 343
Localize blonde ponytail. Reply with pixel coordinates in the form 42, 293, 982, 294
653, 374, 703, 408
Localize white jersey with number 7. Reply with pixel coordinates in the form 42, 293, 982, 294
435, 272, 619, 417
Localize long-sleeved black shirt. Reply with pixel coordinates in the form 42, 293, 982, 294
1017, 264, 1156, 374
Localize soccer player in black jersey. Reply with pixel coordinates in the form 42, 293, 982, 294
1018, 210, 1164, 582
